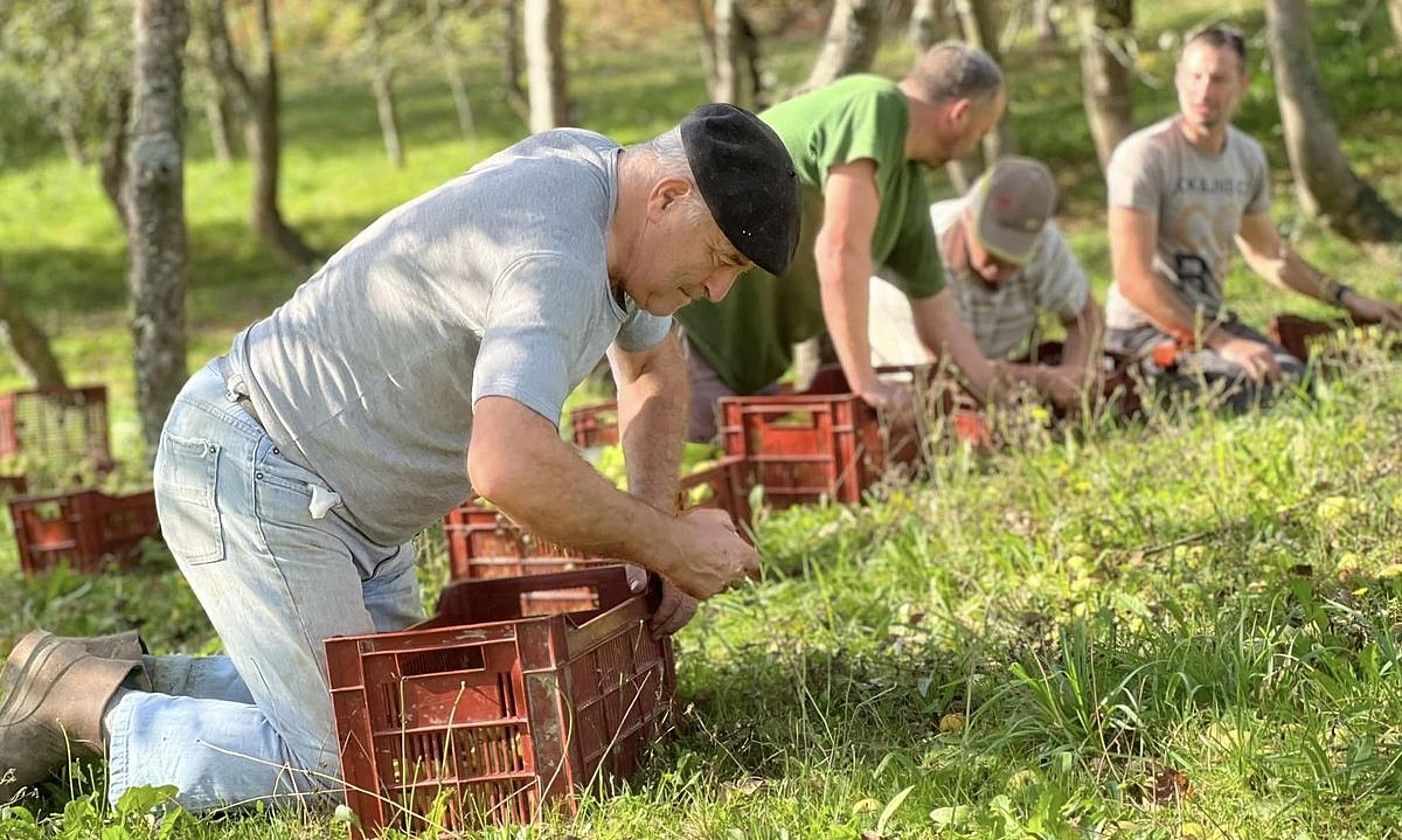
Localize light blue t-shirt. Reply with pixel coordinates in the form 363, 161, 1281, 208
229, 129, 671, 545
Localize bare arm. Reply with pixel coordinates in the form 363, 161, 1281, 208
909, 289, 1076, 407
468, 396, 757, 599
1238, 214, 1402, 329
1058, 293, 1105, 381
608, 329, 688, 511
1110, 204, 1282, 380
1109, 205, 1209, 340
607, 328, 703, 635
816, 160, 889, 406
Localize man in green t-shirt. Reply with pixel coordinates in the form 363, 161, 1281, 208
678, 42, 1053, 441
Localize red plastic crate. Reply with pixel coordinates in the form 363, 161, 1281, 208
326, 566, 674, 837
717, 365, 929, 509
9, 489, 159, 575
1269, 313, 1347, 362
443, 458, 750, 602
568, 400, 619, 449
0, 386, 112, 469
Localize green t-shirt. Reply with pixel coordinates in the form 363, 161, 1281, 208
677, 74, 946, 395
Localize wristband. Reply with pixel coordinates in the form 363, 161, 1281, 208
1319, 275, 1350, 307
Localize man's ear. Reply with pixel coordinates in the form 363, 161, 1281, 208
946, 97, 973, 128
647, 177, 695, 221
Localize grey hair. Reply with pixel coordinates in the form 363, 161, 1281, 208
626, 127, 711, 225
905, 41, 1004, 108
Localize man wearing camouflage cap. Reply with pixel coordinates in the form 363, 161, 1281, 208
869, 157, 1105, 408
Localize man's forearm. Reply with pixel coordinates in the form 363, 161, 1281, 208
1269, 247, 1346, 305
470, 398, 682, 574
1062, 299, 1103, 372
816, 246, 878, 392
615, 341, 688, 512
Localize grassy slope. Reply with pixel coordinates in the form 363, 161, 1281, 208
2, 0, 1402, 837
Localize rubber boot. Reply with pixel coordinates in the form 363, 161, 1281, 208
1, 629, 145, 701
0, 635, 149, 800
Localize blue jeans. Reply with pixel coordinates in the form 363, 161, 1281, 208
105, 361, 423, 809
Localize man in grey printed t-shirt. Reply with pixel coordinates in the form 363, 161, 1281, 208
0, 106, 802, 811
1106, 25, 1401, 409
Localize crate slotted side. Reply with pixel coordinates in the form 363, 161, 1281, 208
716, 365, 931, 509
8, 489, 159, 575
326, 566, 674, 838
568, 400, 620, 449
0, 386, 112, 467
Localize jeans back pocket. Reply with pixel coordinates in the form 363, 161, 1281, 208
155, 433, 226, 564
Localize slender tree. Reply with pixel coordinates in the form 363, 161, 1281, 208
712, 0, 743, 103
365, 0, 405, 167
0, 263, 67, 389
1077, 0, 1134, 170
189, 3, 242, 164
428, 0, 476, 141
805, 0, 883, 91
524, 0, 570, 132
100, 87, 133, 232
1265, 0, 1402, 241
908, 0, 941, 50
947, 0, 1016, 188
1389, 0, 1402, 44
200, 0, 319, 268
501, 0, 529, 125
127, 0, 191, 450
1034, 0, 1060, 43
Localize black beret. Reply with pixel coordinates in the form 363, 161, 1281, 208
680, 103, 801, 277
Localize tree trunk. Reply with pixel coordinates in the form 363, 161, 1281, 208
946, 0, 1016, 187
908, 0, 940, 50
1265, 0, 1402, 241
56, 113, 88, 167
737, 6, 766, 107
100, 88, 132, 233
693, 0, 719, 95
501, 0, 530, 125
245, 0, 319, 267
712, 0, 742, 103
365, 1, 404, 167
1389, 0, 1402, 44
0, 264, 67, 389
191, 0, 242, 163
204, 88, 238, 164
428, 0, 475, 141
370, 67, 404, 167
524, 0, 570, 132
1077, 0, 1134, 171
805, 0, 883, 91
1034, 0, 1060, 42
127, 0, 191, 452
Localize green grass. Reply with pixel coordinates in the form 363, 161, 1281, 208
2, 0, 1402, 837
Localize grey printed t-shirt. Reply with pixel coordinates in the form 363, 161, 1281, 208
228, 129, 671, 546
1104, 117, 1271, 331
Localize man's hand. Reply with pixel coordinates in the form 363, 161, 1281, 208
858, 378, 913, 414
1343, 291, 1402, 330
1215, 334, 1280, 382
1043, 364, 1093, 412
624, 565, 699, 637
661, 507, 760, 599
